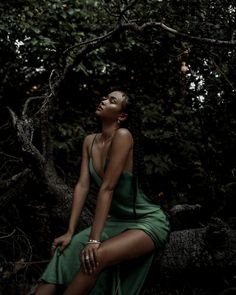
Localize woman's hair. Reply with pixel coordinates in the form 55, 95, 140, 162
119, 91, 153, 216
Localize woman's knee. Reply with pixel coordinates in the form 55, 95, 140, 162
96, 230, 155, 268
96, 246, 132, 270
96, 245, 116, 270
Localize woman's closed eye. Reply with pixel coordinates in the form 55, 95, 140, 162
109, 96, 117, 103
101, 96, 117, 104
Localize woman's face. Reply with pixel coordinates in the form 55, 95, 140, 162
95, 91, 126, 121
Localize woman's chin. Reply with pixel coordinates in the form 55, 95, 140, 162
95, 110, 102, 117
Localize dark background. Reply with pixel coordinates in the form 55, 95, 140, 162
0, 0, 236, 294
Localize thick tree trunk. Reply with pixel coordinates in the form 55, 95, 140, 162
142, 218, 236, 294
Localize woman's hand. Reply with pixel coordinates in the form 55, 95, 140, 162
51, 232, 73, 256
81, 243, 100, 274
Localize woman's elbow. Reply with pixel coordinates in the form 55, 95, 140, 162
75, 181, 90, 194
99, 183, 114, 195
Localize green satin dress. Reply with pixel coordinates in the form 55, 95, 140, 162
41, 136, 170, 294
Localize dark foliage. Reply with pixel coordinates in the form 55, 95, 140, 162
0, 0, 236, 293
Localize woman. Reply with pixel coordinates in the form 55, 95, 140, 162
35, 90, 170, 295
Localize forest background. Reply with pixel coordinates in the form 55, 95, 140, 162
0, 0, 236, 294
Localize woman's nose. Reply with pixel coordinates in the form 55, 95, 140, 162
101, 99, 107, 105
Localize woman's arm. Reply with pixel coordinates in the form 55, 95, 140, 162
52, 135, 92, 253
89, 129, 133, 241
81, 129, 133, 273
67, 135, 91, 235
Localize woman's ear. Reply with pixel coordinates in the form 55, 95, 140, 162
118, 112, 128, 122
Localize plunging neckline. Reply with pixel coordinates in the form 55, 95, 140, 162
89, 133, 111, 180
89, 157, 104, 184
89, 157, 133, 186
89, 134, 133, 185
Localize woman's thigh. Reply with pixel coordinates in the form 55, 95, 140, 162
98, 229, 155, 268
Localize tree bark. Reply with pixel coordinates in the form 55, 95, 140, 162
143, 217, 236, 293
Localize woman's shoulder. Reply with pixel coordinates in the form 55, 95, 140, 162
113, 128, 133, 146
85, 133, 98, 139
115, 128, 132, 138
83, 133, 98, 146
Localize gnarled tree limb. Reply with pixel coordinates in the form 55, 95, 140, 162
145, 218, 236, 291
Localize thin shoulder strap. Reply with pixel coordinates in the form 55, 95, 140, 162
89, 134, 97, 157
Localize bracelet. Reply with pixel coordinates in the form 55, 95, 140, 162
86, 239, 101, 244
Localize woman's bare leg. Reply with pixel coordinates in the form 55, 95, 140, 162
63, 269, 99, 295
63, 229, 155, 295
34, 282, 57, 295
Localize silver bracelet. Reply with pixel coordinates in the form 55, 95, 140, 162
86, 239, 101, 244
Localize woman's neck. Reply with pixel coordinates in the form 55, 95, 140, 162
100, 122, 119, 141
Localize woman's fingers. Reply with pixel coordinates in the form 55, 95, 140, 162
81, 246, 99, 274
53, 237, 61, 246
91, 247, 99, 269
85, 253, 93, 273
50, 244, 57, 256
81, 250, 90, 273
81, 249, 97, 274
88, 248, 96, 272
51, 234, 72, 256
50, 238, 60, 256
58, 241, 69, 255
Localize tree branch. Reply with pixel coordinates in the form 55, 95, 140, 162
7, 107, 46, 168
62, 20, 236, 78
63, 29, 115, 55
118, 0, 139, 22
122, 22, 236, 46
0, 170, 32, 209
0, 168, 31, 190
22, 96, 45, 118
64, 20, 236, 59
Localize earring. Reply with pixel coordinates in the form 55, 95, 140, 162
117, 119, 121, 125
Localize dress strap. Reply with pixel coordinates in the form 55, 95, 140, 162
89, 134, 98, 157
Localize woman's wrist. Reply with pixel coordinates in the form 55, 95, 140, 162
86, 239, 101, 245
67, 228, 74, 236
